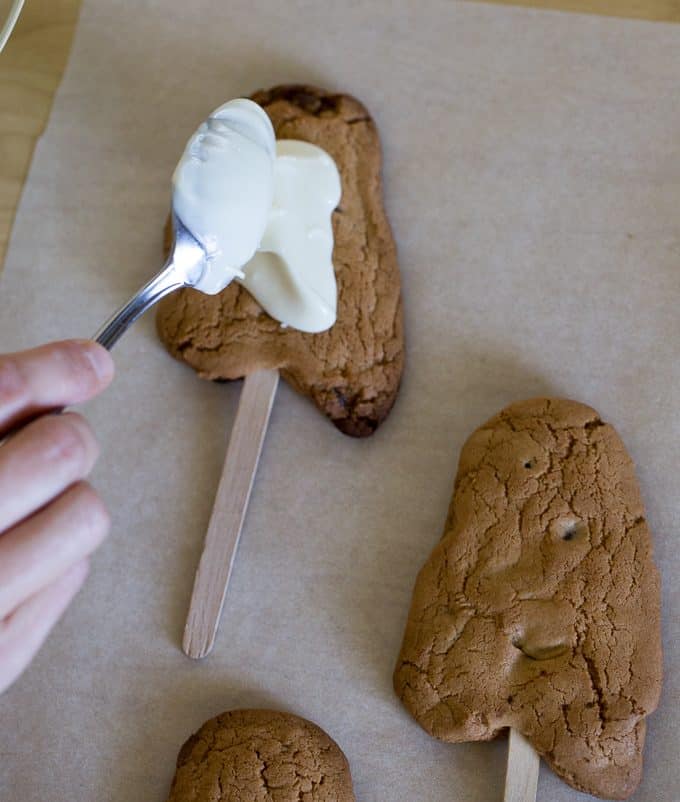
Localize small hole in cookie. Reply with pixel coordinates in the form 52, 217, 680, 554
552, 517, 587, 543
524, 460, 533, 469
507, 695, 514, 704
561, 520, 586, 541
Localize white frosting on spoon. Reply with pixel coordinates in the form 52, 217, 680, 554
173, 98, 276, 294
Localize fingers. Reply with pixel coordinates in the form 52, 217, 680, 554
0, 340, 113, 695
0, 559, 89, 695
0, 482, 110, 620
0, 413, 99, 533
0, 340, 114, 433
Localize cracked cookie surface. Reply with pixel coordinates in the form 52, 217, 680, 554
393, 398, 662, 799
166, 709, 355, 802
157, 84, 404, 437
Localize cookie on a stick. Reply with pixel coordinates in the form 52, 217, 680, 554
158, 85, 404, 657
394, 398, 661, 800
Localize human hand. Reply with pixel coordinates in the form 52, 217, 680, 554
0, 340, 114, 694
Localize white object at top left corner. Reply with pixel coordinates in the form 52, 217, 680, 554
0, 0, 26, 54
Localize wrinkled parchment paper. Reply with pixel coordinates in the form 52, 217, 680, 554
0, 2, 678, 800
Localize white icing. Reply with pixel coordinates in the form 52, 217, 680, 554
172, 99, 276, 294
173, 100, 340, 332
240, 140, 341, 333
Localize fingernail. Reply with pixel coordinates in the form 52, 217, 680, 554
79, 341, 114, 386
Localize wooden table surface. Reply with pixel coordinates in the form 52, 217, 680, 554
0, 0, 678, 272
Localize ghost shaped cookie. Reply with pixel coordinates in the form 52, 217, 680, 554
394, 398, 662, 799
157, 84, 404, 437
166, 709, 356, 802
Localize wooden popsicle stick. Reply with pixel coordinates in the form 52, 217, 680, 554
503, 728, 540, 802
182, 368, 279, 659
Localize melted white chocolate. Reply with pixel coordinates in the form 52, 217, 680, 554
173, 100, 340, 332
240, 140, 341, 333
173, 99, 276, 294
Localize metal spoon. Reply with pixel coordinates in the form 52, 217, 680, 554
0, 216, 204, 444
93, 214, 206, 349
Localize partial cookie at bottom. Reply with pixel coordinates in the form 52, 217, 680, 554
166, 709, 356, 802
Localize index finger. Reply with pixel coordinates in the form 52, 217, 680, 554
0, 340, 114, 433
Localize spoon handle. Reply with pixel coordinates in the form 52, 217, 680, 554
93, 260, 183, 350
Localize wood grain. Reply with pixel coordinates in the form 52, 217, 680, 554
0, 1, 81, 270
472, 0, 680, 21
182, 369, 279, 659
504, 729, 540, 802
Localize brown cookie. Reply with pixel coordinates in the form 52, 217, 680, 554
394, 398, 662, 799
166, 709, 356, 802
157, 84, 404, 437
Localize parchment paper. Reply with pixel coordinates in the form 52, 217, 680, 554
0, 2, 678, 800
